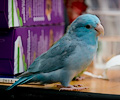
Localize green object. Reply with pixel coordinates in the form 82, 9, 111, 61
97, 41, 102, 54
17, 45, 20, 73
11, 0, 23, 27
12, 0, 14, 27
73, 69, 86, 80
17, 8, 23, 26
19, 17, 23, 26
23, 54, 27, 71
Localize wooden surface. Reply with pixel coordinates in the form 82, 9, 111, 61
1, 66, 120, 95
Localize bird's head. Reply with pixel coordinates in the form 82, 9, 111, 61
68, 14, 104, 38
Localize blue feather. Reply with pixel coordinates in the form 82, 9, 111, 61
7, 14, 103, 90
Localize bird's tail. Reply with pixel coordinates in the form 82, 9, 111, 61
6, 75, 34, 90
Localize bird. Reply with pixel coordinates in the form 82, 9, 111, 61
7, 14, 104, 91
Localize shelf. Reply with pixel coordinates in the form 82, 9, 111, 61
0, 85, 120, 99
1, 67, 120, 99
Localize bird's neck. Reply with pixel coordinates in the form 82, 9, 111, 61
82, 34, 98, 46
69, 33, 98, 46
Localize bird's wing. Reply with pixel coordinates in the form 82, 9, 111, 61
19, 36, 76, 77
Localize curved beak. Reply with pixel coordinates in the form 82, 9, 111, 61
95, 23, 104, 36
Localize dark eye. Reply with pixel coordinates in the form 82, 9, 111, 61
85, 25, 92, 29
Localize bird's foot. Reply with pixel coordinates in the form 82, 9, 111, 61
55, 84, 88, 91
59, 85, 88, 91
75, 76, 85, 81
56, 84, 83, 88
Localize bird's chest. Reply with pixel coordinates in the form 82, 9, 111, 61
66, 43, 96, 71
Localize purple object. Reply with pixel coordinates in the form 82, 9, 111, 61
0, 25, 64, 75
0, 0, 64, 28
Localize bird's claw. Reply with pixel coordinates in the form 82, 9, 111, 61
55, 84, 82, 88
55, 84, 88, 91
73, 84, 83, 87
75, 76, 85, 81
59, 86, 88, 91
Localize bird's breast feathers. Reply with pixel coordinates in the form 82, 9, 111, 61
65, 40, 97, 71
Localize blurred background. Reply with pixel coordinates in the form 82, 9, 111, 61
86, 0, 120, 69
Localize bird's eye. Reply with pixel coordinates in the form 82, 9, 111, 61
85, 25, 92, 29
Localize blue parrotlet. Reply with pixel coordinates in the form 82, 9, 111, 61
7, 14, 104, 91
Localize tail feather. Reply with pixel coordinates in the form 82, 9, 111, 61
6, 75, 34, 90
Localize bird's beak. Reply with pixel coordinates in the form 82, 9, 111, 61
95, 23, 104, 36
